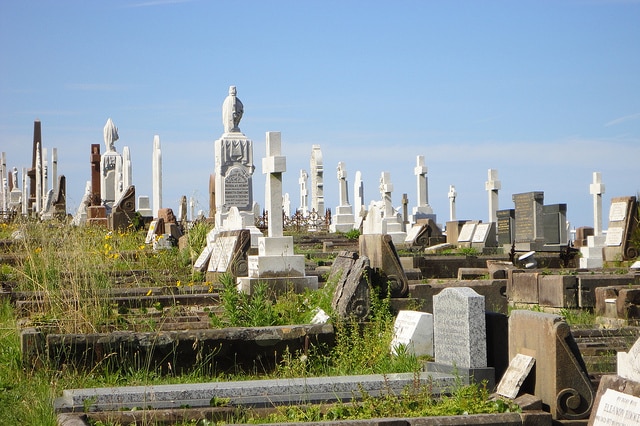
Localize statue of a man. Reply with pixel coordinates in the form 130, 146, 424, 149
11, 167, 18, 190
103, 118, 119, 152
222, 85, 243, 133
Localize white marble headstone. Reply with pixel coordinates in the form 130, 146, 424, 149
391, 310, 434, 357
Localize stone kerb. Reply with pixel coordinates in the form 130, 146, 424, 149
432, 287, 487, 369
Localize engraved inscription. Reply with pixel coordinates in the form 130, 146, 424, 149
224, 168, 250, 208
609, 201, 628, 222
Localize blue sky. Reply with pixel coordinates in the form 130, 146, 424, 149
1, 0, 639, 230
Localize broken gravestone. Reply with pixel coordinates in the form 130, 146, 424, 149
330, 251, 372, 321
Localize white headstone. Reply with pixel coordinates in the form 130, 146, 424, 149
433, 287, 487, 369
330, 162, 355, 232
391, 310, 434, 357
496, 353, 535, 399
592, 389, 640, 426
617, 336, 640, 382
411, 155, 435, 223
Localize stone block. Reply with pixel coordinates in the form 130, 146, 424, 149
594, 286, 619, 317
433, 287, 486, 369
508, 310, 594, 421
578, 274, 636, 308
508, 270, 539, 304
247, 255, 305, 278
258, 236, 295, 256
538, 275, 577, 308
616, 288, 640, 319
616, 336, 640, 382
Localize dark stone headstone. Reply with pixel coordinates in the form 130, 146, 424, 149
330, 251, 372, 321
496, 209, 515, 246
512, 192, 544, 247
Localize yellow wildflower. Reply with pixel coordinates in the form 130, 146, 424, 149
176, 280, 182, 287
146, 289, 153, 296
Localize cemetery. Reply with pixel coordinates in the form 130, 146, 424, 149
1, 86, 640, 425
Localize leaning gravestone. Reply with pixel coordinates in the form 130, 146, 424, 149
496, 353, 535, 399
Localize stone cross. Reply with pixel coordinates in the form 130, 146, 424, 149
402, 193, 409, 227
263, 132, 286, 238
354, 170, 364, 213
298, 169, 308, 215
448, 185, 457, 221
21, 167, 28, 215
414, 155, 428, 207
589, 172, 605, 237
122, 146, 132, 195
485, 169, 501, 223
152, 135, 162, 218
379, 172, 394, 218
310, 145, 324, 214
337, 161, 349, 206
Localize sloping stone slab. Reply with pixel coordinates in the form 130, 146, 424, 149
330, 251, 372, 320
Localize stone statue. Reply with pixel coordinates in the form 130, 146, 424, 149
11, 167, 18, 190
103, 118, 119, 152
222, 86, 244, 133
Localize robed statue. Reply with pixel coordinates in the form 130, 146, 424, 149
222, 85, 244, 133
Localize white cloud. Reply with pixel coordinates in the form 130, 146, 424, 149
605, 112, 640, 127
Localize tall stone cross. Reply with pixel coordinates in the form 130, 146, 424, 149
414, 155, 428, 207
379, 172, 394, 218
152, 135, 162, 218
337, 161, 349, 206
485, 169, 501, 223
310, 145, 324, 214
263, 132, 286, 238
589, 172, 605, 237
448, 185, 457, 221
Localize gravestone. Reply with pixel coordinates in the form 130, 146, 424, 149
496, 209, 516, 246
199, 229, 251, 278
214, 86, 255, 229
617, 336, 640, 382
71, 181, 92, 226
330, 162, 355, 232
391, 310, 434, 357
432, 287, 487, 369
137, 196, 152, 218
100, 118, 124, 212
152, 135, 162, 218
603, 196, 638, 261
237, 132, 318, 295
591, 388, 640, 426
404, 218, 444, 248
471, 222, 497, 250
512, 191, 545, 251
411, 155, 435, 223
496, 353, 535, 399
359, 233, 409, 298
27, 120, 42, 212
509, 310, 594, 421
298, 169, 309, 216
310, 145, 324, 217
353, 170, 365, 227
448, 184, 457, 221
543, 204, 568, 247
485, 169, 501, 223
362, 172, 405, 244
90, 143, 101, 206
108, 185, 136, 231
330, 251, 371, 321
457, 221, 477, 247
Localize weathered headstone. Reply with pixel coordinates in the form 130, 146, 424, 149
617, 336, 640, 382
496, 209, 515, 246
457, 221, 477, 247
471, 222, 497, 250
330, 251, 371, 321
391, 310, 434, 357
359, 233, 409, 298
591, 388, 640, 426
496, 353, 535, 399
108, 185, 136, 231
543, 203, 568, 247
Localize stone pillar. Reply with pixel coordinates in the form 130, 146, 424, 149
122, 146, 132, 195
485, 169, 501, 223
152, 135, 162, 218
90, 144, 101, 206
354, 170, 364, 214
448, 185, 457, 221
380, 172, 394, 218
298, 169, 308, 215
35, 143, 42, 214
28, 120, 42, 210
589, 172, 605, 237
21, 167, 28, 216
42, 147, 48, 203
51, 148, 58, 198
310, 145, 324, 214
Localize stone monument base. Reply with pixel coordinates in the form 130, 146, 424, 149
426, 362, 495, 390
237, 276, 318, 295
